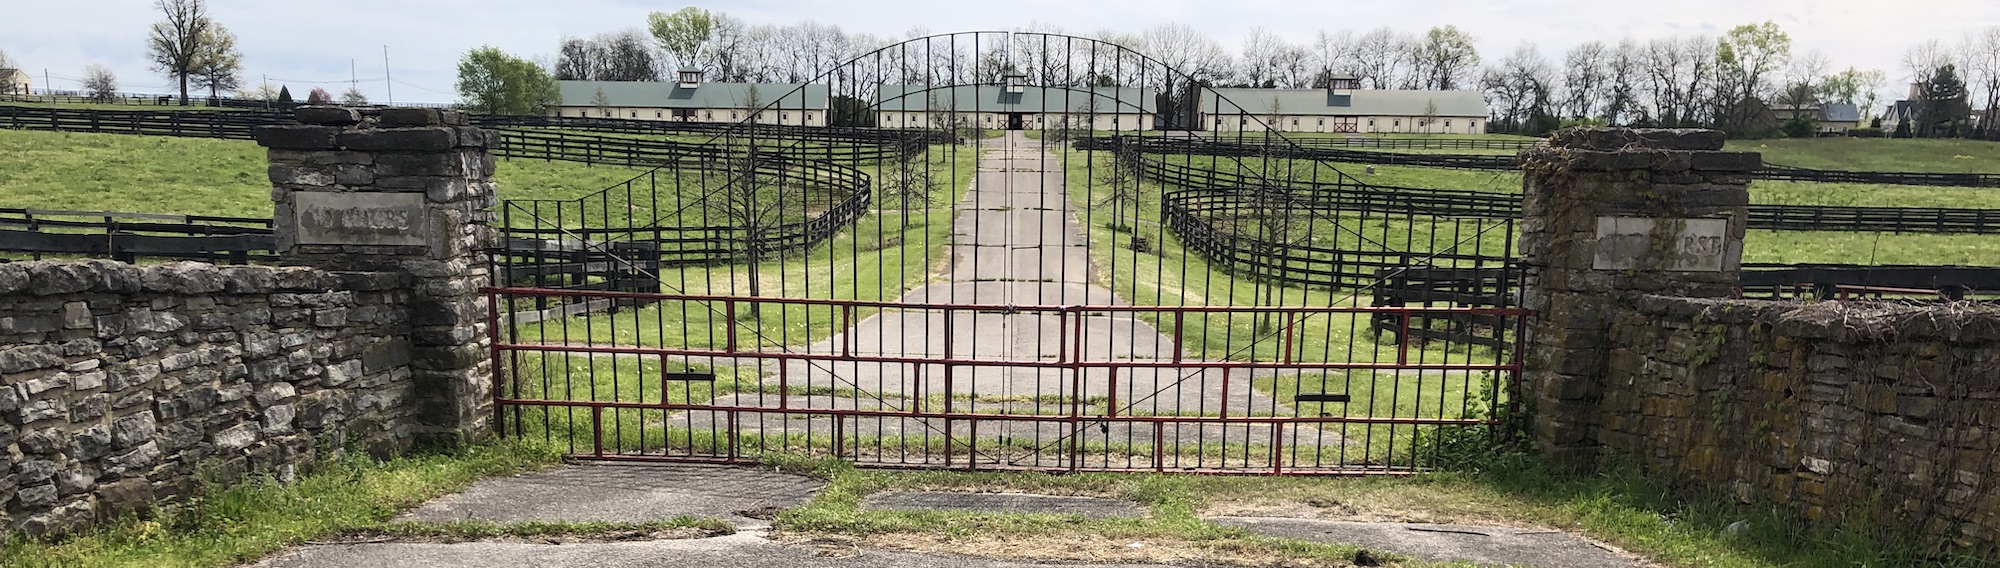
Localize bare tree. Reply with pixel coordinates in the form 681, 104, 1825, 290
82, 64, 118, 102
1352, 28, 1413, 89
1560, 41, 1610, 120
1309, 29, 1357, 87
1480, 43, 1557, 134
1239, 27, 1290, 88
1777, 50, 1831, 109
1604, 40, 1644, 124
557, 30, 659, 81
340, 87, 368, 105
1962, 27, 2000, 136
145, 0, 215, 105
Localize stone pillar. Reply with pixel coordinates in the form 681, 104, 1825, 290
1517, 128, 1759, 469
254, 107, 497, 447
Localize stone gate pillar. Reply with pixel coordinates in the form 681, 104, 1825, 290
1518, 128, 1759, 469
254, 107, 497, 447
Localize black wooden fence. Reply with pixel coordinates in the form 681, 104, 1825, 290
0, 209, 277, 264
1089, 136, 2000, 188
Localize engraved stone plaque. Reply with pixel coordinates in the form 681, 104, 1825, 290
294, 192, 428, 246
1592, 217, 1730, 272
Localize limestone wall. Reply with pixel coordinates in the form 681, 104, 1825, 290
0, 260, 414, 535
1602, 296, 2000, 549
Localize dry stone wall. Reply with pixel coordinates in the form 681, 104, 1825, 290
0, 260, 413, 535
1, 106, 497, 537
1604, 296, 2000, 550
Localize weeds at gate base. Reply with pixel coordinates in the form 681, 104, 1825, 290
0, 441, 569, 568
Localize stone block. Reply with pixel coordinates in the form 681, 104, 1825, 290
253, 125, 343, 151
1548, 127, 1726, 151
1689, 151, 1762, 172
377, 108, 444, 127
337, 128, 456, 152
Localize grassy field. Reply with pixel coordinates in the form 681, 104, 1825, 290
1729, 137, 2000, 172
0, 129, 652, 217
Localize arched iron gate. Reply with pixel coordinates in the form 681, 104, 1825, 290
485, 32, 1528, 474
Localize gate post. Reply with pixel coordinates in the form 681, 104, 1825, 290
255, 106, 498, 447
1517, 128, 1758, 470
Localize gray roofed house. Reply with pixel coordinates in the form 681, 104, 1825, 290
552, 73, 830, 125
1821, 103, 1861, 124
1204, 87, 1489, 134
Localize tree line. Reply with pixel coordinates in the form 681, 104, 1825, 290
482, 9, 2000, 139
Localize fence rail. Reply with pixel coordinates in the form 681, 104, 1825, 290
1089, 136, 2000, 189
0, 208, 277, 264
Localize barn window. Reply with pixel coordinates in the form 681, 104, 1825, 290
1317, 118, 1324, 126
1368, 119, 1375, 126
656, 111, 663, 118
630, 111, 636, 118
782, 112, 789, 121
1445, 120, 1451, 127
806, 113, 814, 121
704, 111, 712, 119
730, 112, 738, 120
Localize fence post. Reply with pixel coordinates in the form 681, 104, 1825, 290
256, 105, 499, 448
1516, 128, 1759, 470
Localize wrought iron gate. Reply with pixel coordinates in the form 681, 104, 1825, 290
487, 32, 1527, 474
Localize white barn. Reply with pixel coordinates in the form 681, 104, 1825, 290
552, 69, 830, 126
876, 75, 1159, 132
1204, 76, 1489, 134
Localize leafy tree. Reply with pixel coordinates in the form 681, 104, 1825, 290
82, 65, 118, 102
307, 87, 333, 104
648, 7, 714, 71
1714, 22, 1791, 134
1916, 64, 1971, 138
145, 0, 216, 106
191, 23, 241, 102
456, 46, 560, 115
1415, 25, 1480, 90
340, 87, 368, 105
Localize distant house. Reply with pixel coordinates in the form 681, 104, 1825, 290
1772, 103, 1862, 134
0, 69, 30, 97
1819, 104, 1861, 133
1881, 100, 1918, 133
552, 69, 829, 126
875, 74, 1158, 131
1203, 75, 1489, 134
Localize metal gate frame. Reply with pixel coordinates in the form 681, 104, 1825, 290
485, 287, 1528, 475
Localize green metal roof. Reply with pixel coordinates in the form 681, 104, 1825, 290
557, 81, 829, 110
1206, 88, 1488, 117
875, 84, 1159, 114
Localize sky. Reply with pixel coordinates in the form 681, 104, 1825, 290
2, 0, 1994, 105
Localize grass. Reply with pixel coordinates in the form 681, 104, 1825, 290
0, 441, 576, 568
1729, 137, 2000, 172
0, 129, 655, 217
768, 454, 1992, 568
